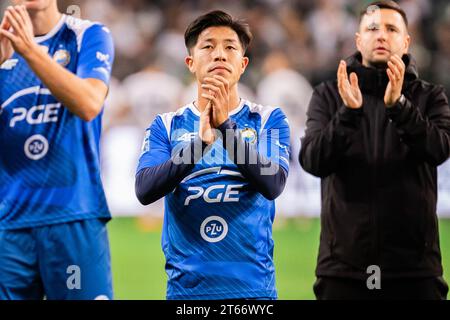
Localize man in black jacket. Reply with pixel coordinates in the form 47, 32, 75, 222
300, 0, 450, 299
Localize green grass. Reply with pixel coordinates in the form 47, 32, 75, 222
108, 217, 450, 300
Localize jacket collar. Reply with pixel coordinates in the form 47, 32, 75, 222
344, 52, 418, 97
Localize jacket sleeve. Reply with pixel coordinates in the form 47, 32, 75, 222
299, 85, 363, 178
135, 116, 206, 205
386, 85, 450, 166
217, 108, 290, 200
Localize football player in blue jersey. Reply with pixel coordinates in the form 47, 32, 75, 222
0, 1, 114, 299
135, 10, 290, 300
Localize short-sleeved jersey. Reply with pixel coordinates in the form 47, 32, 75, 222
137, 99, 290, 299
0, 14, 114, 229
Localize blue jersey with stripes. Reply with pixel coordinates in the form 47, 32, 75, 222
0, 14, 114, 229
137, 99, 290, 299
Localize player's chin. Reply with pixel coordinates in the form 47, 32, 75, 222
209, 69, 231, 78
368, 55, 390, 67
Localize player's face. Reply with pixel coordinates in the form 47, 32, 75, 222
356, 9, 410, 67
11, 0, 54, 11
186, 26, 249, 87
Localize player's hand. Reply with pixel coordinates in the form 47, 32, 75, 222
0, 15, 14, 65
384, 54, 405, 107
337, 60, 362, 109
199, 100, 216, 145
201, 75, 229, 128
0, 6, 38, 60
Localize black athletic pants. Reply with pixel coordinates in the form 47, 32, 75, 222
314, 276, 448, 300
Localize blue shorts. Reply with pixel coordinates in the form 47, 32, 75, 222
0, 218, 113, 300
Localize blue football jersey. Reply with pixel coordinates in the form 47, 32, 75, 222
137, 99, 290, 299
0, 15, 114, 229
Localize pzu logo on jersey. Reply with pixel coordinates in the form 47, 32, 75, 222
184, 184, 244, 206
200, 216, 228, 243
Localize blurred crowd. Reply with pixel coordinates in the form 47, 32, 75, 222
2, 0, 450, 216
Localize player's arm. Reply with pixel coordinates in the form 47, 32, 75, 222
0, 6, 112, 121
218, 109, 289, 200
202, 75, 288, 200
135, 116, 208, 205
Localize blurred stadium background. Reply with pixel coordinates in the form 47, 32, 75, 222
1, 0, 449, 299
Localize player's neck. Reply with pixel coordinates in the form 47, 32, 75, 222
196, 88, 241, 113
29, 6, 62, 37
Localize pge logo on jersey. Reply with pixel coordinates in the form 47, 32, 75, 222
200, 216, 228, 243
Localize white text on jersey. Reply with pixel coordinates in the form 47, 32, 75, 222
184, 184, 244, 206
10, 103, 61, 127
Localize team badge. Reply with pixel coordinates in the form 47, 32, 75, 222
240, 127, 257, 144
53, 49, 71, 67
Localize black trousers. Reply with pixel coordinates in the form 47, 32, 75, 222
313, 276, 448, 300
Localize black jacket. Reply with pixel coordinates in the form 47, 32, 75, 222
299, 52, 450, 279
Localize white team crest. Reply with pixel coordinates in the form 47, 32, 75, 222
53, 49, 71, 67
240, 127, 257, 144
0, 59, 19, 70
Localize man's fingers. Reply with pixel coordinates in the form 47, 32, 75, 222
4, 10, 21, 36
349, 72, 359, 90
10, 6, 26, 27
337, 63, 350, 104
202, 100, 212, 116
203, 76, 227, 96
392, 54, 405, 71
388, 61, 401, 80
0, 28, 18, 43
201, 93, 217, 103
390, 55, 405, 77
201, 84, 220, 96
212, 75, 229, 90
386, 68, 395, 83
340, 61, 348, 81
337, 61, 344, 84
17, 5, 32, 30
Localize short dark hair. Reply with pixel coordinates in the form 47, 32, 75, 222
184, 10, 252, 54
360, 1, 408, 28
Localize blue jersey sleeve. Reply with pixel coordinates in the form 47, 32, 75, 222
136, 116, 172, 172
76, 24, 115, 85
217, 107, 290, 200
260, 108, 291, 173
135, 116, 209, 205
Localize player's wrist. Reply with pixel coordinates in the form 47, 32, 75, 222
21, 42, 44, 62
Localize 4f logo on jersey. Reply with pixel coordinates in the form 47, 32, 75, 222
0, 59, 19, 70
200, 216, 228, 243
184, 184, 243, 206
9, 103, 61, 127
176, 132, 197, 142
